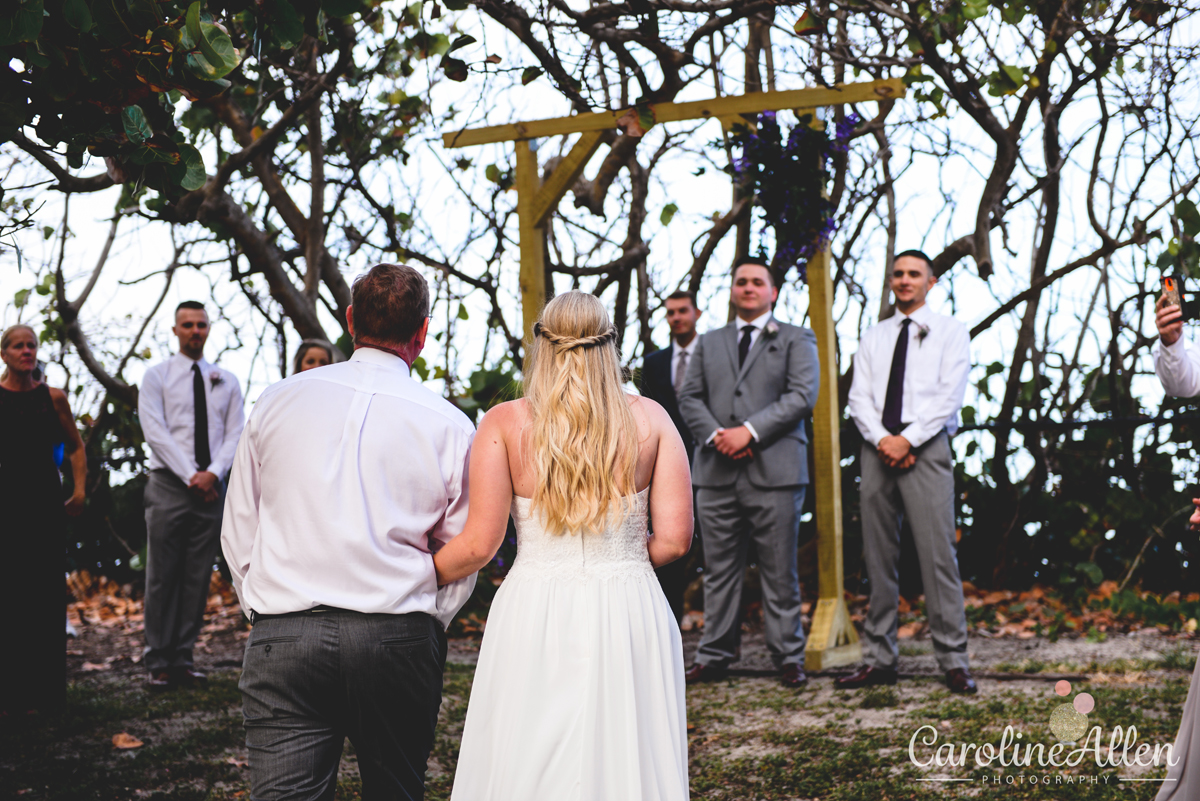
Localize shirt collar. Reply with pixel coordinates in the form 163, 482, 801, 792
895, 304, 933, 327
172, 352, 210, 370
674, 336, 698, 356
351, 346, 413, 375
735, 309, 772, 331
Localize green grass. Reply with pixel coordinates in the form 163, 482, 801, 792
2, 662, 1192, 800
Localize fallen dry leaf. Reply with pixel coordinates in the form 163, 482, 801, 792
81, 661, 112, 672
226, 756, 249, 768
112, 732, 144, 749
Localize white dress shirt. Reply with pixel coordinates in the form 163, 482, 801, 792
1154, 336, 1200, 398
671, 336, 698, 388
139, 353, 245, 482
847, 304, 971, 448
220, 347, 477, 628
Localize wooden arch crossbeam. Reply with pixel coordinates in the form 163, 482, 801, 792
443, 77, 905, 671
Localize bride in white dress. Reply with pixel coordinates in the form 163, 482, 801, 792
433, 291, 694, 801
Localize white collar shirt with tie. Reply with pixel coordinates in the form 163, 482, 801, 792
138, 352, 245, 483
735, 309, 773, 352
220, 347, 477, 628
847, 303, 971, 449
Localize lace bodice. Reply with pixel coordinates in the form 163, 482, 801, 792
505, 488, 654, 582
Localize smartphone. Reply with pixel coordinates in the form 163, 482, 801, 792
1164, 276, 1182, 310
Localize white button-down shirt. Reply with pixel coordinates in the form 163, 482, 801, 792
139, 353, 245, 482
1154, 336, 1200, 398
848, 304, 971, 448
220, 347, 477, 628
671, 336, 698, 388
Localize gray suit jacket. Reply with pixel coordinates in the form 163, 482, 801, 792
678, 318, 820, 489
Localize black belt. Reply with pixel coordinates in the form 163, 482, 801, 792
249, 605, 342, 624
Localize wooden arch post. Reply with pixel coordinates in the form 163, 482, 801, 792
443, 78, 905, 671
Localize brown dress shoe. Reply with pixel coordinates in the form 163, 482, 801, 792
684, 663, 728, 685
780, 664, 808, 688
946, 668, 977, 695
834, 665, 898, 689
147, 671, 173, 692
173, 668, 208, 688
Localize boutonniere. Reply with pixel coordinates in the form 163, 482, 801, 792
915, 322, 931, 346
763, 320, 780, 339
208, 370, 224, 388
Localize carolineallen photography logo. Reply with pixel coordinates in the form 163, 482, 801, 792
907, 680, 1178, 789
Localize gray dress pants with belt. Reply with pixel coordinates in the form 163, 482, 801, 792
860, 431, 969, 672
143, 468, 225, 673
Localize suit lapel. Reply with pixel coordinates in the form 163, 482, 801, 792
723, 324, 740, 378
735, 318, 774, 385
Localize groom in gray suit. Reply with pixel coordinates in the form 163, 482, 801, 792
678, 258, 820, 688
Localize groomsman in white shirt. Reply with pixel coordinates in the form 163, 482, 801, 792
222, 263, 476, 800
842, 250, 977, 695
139, 301, 245, 690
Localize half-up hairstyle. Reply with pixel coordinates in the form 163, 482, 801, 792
524, 291, 639, 536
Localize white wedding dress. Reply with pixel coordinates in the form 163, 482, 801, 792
450, 488, 689, 800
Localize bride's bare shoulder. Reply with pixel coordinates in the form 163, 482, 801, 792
625, 393, 669, 431
479, 398, 529, 431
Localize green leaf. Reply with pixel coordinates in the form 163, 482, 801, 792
443, 0, 468, 9
1178, 199, 1200, 238
411, 355, 430, 381
321, 0, 363, 17
441, 56, 468, 82
121, 105, 153, 144
521, 67, 543, 85
0, 0, 44, 47
176, 143, 206, 190
42, 225, 55, 240
660, 203, 679, 226
448, 34, 476, 53
14, 288, 31, 308
457, 303, 470, 321
62, 0, 94, 32
485, 163, 500, 183
267, 0, 303, 50
186, 2, 204, 54
793, 9, 820, 35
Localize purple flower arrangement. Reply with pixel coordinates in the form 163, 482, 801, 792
730, 111, 859, 281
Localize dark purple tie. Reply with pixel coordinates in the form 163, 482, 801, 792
192, 364, 211, 471
738, 325, 755, 367
882, 318, 912, 433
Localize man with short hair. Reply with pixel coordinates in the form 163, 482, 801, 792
139, 301, 245, 690
222, 263, 477, 800
843, 249, 976, 694
639, 289, 703, 621
678, 258, 820, 688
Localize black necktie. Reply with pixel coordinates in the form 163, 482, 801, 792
882, 318, 912, 433
192, 363, 211, 471
738, 325, 756, 367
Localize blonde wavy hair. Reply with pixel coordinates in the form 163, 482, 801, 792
524, 291, 639, 536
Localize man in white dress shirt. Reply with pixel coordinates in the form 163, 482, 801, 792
842, 250, 976, 694
222, 263, 476, 801
139, 301, 245, 690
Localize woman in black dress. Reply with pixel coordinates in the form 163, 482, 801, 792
0, 325, 87, 715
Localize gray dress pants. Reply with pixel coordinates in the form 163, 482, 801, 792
240, 610, 446, 801
695, 473, 807, 668
860, 431, 969, 672
143, 468, 225, 673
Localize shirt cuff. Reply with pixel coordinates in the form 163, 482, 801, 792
743, 421, 760, 442
898, 425, 930, 449
705, 429, 720, 446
